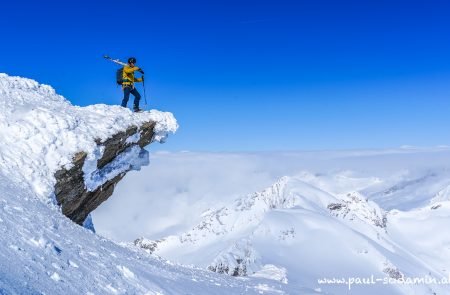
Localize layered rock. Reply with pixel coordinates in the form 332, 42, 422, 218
54, 121, 156, 225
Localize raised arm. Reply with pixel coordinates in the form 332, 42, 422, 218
123, 66, 140, 74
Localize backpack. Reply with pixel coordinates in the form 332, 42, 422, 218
116, 68, 124, 85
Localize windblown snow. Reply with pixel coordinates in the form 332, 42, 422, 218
0, 74, 291, 294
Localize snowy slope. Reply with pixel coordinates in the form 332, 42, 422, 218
0, 73, 177, 201
0, 178, 293, 294
0, 74, 292, 294
136, 169, 450, 294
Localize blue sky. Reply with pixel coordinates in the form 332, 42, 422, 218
1, 0, 450, 151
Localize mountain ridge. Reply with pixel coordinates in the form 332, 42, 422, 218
136, 173, 450, 294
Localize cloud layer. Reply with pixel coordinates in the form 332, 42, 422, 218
92, 148, 450, 242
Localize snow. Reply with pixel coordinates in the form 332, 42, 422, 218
127, 150, 450, 295
50, 272, 61, 282
0, 73, 289, 294
84, 145, 149, 191
117, 265, 136, 279
2, 72, 450, 294
0, 73, 178, 202
252, 265, 288, 284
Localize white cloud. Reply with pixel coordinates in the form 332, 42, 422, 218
92, 148, 450, 242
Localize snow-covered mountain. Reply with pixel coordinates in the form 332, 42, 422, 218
0, 74, 292, 294
2, 72, 450, 295
136, 168, 450, 294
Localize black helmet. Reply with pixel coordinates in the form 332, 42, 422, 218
128, 57, 137, 64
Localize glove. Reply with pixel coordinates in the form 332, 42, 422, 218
138, 69, 145, 74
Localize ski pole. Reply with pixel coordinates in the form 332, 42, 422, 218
142, 78, 148, 107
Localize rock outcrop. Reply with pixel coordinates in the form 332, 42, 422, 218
54, 121, 156, 225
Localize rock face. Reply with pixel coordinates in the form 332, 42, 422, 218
54, 121, 156, 225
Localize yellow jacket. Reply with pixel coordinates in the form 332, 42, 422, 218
122, 65, 143, 87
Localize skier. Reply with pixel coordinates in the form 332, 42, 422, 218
121, 57, 144, 112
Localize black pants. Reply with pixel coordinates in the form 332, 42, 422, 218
121, 86, 141, 109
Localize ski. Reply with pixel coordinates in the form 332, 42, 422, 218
103, 55, 127, 66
